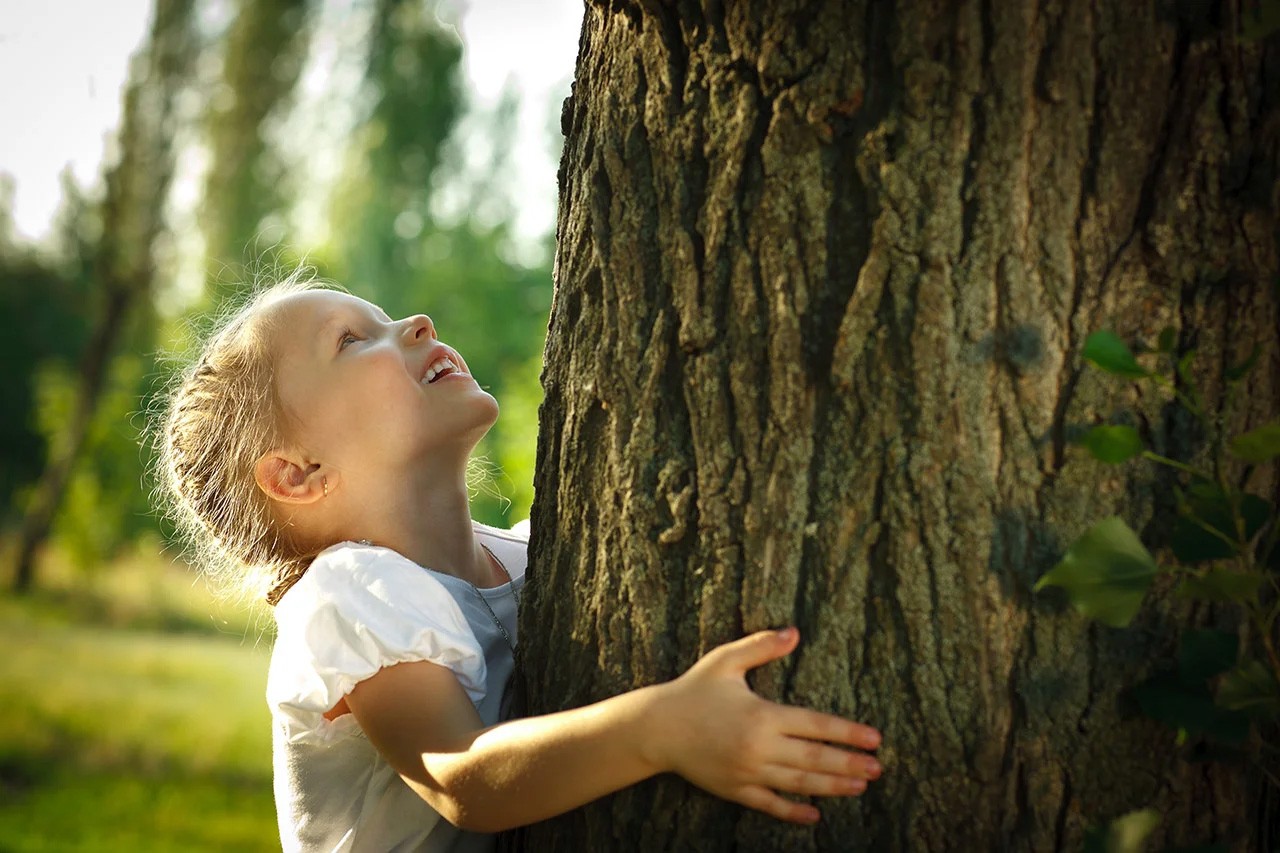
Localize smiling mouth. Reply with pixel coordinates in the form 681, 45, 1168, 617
422, 356, 465, 384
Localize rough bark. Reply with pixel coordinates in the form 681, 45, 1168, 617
520, 1, 1280, 850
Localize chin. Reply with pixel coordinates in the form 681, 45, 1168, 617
459, 389, 501, 445
476, 387, 501, 427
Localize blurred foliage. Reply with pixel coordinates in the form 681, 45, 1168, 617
9, 0, 199, 588
0, 182, 94, 525
34, 353, 158, 569
331, 0, 466, 303
2, 0, 556, 581
200, 0, 313, 273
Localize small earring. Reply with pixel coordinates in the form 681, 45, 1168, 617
322, 476, 329, 498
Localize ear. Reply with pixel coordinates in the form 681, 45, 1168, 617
254, 451, 325, 505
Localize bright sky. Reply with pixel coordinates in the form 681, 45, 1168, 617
0, 0, 583, 243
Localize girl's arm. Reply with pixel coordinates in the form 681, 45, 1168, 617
344, 627, 883, 833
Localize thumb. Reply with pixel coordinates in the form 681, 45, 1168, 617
708, 627, 800, 675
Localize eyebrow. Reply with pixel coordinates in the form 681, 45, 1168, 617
315, 307, 361, 348
317, 314, 346, 337
315, 302, 392, 352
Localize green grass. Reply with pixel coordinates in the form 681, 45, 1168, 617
0, 545, 278, 851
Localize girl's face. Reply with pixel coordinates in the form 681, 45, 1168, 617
268, 290, 498, 473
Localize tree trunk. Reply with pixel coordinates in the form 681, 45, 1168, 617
520, 0, 1280, 849
517, 0, 1280, 845
12, 0, 197, 592
199, 0, 310, 272
13, 289, 130, 592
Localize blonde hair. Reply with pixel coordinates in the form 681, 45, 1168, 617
152, 270, 336, 605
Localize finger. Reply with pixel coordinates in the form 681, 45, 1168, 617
704, 628, 800, 674
772, 705, 882, 751
757, 764, 870, 798
735, 784, 821, 825
765, 736, 882, 781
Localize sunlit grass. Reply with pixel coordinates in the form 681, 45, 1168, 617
0, 542, 277, 851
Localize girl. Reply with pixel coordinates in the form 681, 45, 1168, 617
155, 276, 883, 851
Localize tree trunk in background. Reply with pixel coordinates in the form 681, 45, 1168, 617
13, 0, 197, 592
519, 1, 1279, 850
199, 0, 310, 272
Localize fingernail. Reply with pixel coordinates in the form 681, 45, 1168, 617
776, 627, 796, 640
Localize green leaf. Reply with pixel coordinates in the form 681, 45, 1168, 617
1035, 517, 1158, 627
1175, 569, 1266, 603
1229, 421, 1280, 464
1184, 484, 1272, 534
1156, 326, 1177, 353
1176, 349, 1197, 386
1132, 672, 1249, 743
1177, 629, 1238, 685
1082, 331, 1148, 378
1080, 425, 1143, 464
1170, 485, 1272, 564
1262, 537, 1280, 573
1170, 517, 1236, 563
1224, 345, 1261, 382
1082, 808, 1161, 853
1242, 0, 1280, 40
1217, 660, 1280, 717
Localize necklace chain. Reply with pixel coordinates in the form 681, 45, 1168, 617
472, 543, 518, 655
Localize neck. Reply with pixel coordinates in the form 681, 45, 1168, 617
330, 456, 497, 587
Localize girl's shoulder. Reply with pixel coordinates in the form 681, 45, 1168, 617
267, 541, 487, 728
276, 541, 453, 621
307, 539, 424, 585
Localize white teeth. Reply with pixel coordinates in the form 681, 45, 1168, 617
422, 357, 459, 384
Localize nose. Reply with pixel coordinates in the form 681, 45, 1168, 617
402, 314, 436, 344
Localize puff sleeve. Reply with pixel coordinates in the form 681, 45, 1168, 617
267, 542, 487, 740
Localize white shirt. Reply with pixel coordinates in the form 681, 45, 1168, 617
267, 523, 527, 853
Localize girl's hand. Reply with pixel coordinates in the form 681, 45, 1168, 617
643, 627, 883, 825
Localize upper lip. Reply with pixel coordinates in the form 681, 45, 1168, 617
419, 344, 466, 383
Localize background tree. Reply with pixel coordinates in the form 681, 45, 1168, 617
329, 0, 466, 310
199, 0, 312, 274
11, 0, 199, 591
0, 178, 93, 533
519, 1, 1279, 850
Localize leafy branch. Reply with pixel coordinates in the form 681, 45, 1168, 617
1036, 329, 1280, 847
